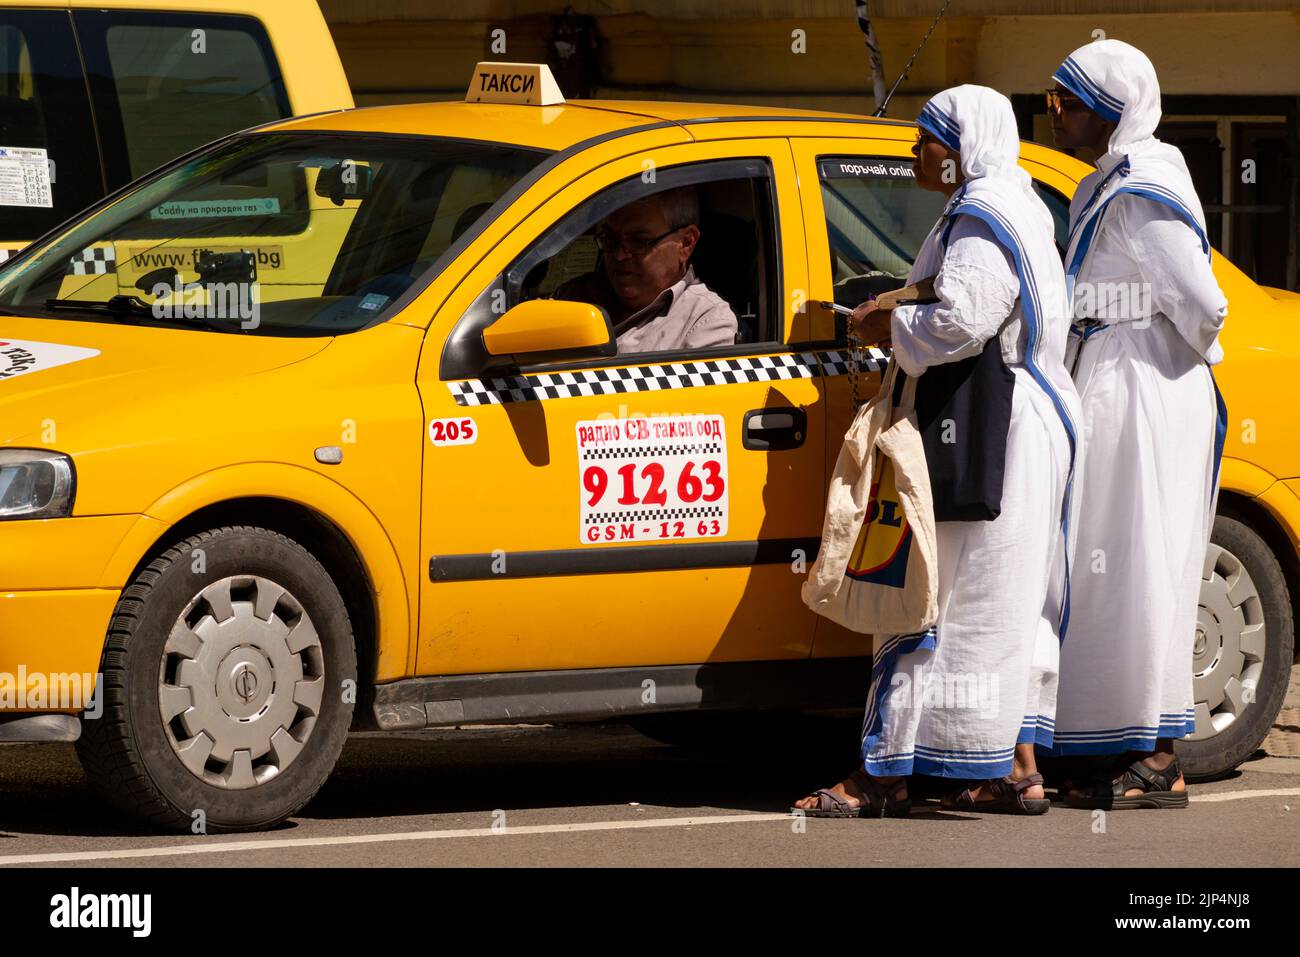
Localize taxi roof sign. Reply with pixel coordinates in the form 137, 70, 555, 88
466, 62, 565, 107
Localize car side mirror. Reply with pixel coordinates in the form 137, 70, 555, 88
481, 299, 615, 368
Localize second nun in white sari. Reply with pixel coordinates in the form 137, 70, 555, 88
1048, 40, 1228, 809
794, 85, 1081, 818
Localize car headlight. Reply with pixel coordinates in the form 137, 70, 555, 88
0, 449, 75, 520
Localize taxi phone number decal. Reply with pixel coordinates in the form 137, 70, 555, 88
577, 414, 728, 544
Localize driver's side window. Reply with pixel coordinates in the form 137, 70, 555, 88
507, 159, 780, 358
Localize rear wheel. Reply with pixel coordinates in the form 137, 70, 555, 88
1176, 515, 1294, 781
76, 526, 356, 832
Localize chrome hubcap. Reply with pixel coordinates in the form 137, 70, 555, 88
158, 576, 325, 789
1189, 544, 1266, 741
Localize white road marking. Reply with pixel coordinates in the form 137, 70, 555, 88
1192, 787, 1300, 804
0, 813, 792, 866
3, 787, 1295, 865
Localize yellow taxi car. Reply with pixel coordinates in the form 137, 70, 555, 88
0, 0, 352, 260
1, 63, 1295, 831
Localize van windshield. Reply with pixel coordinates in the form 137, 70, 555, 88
0, 132, 549, 335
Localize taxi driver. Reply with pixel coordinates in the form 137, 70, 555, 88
555, 186, 738, 353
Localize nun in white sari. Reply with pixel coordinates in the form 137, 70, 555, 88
794, 85, 1081, 818
1048, 40, 1228, 809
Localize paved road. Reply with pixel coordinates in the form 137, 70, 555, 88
1, 713, 1297, 868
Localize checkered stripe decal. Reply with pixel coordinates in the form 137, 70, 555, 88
447, 350, 890, 406
66, 246, 116, 276
0, 247, 19, 264
581, 442, 723, 461
818, 346, 890, 376
449, 353, 818, 406
586, 505, 724, 524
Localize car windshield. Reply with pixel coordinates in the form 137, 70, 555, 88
0, 132, 549, 335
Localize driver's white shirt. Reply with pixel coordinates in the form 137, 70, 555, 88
556, 265, 737, 354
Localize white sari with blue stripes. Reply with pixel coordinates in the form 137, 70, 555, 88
861, 86, 1081, 779
1050, 40, 1229, 755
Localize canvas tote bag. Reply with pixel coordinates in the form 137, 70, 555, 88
802, 360, 939, 634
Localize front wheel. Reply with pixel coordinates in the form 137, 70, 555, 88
1176, 515, 1294, 782
76, 526, 356, 832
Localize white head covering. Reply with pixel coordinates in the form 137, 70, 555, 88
914, 85, 1068, 368
1053, 38, 1161, 149
1053, 40, 1211, 289
916, 84, 1052, 235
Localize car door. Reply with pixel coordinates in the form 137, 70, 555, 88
790, 136, 950, 659
415, 138, 826, 676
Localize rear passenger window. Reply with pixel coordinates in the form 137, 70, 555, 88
815, 156, 944, 318
0, 10, 103, 246
812, 156, 1071, 340
74, 11, 292, 190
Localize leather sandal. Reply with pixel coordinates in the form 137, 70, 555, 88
1065, 756, 1189, 810
942, 772, 1050, 815
792, 769, 911, 819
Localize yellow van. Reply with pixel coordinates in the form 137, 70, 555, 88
0, 63, 1294, 831
0, 0, 352, 264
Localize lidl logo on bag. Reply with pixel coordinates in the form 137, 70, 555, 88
846, 466, 911, 588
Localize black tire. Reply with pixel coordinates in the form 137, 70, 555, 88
1176, 514, 1294, 782
76, 526, 356, 832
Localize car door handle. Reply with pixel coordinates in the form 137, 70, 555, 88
742, 407, 807, 451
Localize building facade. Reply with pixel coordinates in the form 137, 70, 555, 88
320, 0, 1300, 289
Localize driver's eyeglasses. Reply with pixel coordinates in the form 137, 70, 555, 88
594, 225, 684, 257
1045, 89, 1084, 115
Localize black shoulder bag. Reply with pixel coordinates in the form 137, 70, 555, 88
892, 325, 1016, 522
